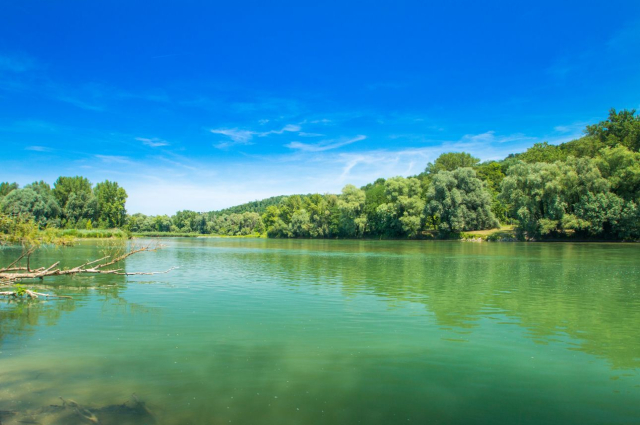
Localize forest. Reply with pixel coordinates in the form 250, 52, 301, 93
2, 109, 639, 241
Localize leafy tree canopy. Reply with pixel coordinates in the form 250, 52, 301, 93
425, 152, 480, 175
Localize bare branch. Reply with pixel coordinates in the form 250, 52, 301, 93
0, 243, 174, 295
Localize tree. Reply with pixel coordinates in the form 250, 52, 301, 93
586, 108, 640, 152
289, 209, 311, 237
517, 142, 568, 163
63, 191, 98, 226
304, 194, 332, 237
426, 168, 499, 233
499, 157, 637, 239
362, 179, 388, 236
595, 146, 640, 203
425, 152, 480, 175
52, 176, 95, 226
376, 177, 425, 237
336, 185, 367, 237
0, 182, 19, 198
53, 176, 92, 208
94, 180, 128, 228
0, 188, 61, 227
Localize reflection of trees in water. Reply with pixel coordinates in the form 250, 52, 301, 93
0, 240, 167, 347
230, 241, 640, 369
0, 275, 159, 348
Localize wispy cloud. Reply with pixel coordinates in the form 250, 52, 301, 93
266, 124, 301, 135
459, 131, 535, 145
95, 154, 133, 164
136, 137, 170, 147
211, 124, 302, 148
56, 95, 104, 111
286, 135, 366, 152
25, 145, 53, 152
211, 128, 257, 147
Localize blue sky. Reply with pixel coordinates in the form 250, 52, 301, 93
1, 1, 639, 214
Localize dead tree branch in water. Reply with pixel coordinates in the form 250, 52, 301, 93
1, 242, 176, 299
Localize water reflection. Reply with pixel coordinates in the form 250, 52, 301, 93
1, 239, 639, 425
208, 239, 640, 369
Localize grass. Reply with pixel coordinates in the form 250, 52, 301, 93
55, 228, 128, 238
132, 231, 199, 238
459, 226, 518, 241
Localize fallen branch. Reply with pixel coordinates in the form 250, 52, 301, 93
0, 243, 176, 298
0, 289, 72, 299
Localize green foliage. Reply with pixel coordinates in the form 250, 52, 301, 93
53, 176, 93, 209
426, 168, 499, 233
63, 191, 98, 225
595, 146, 640, 202
0, 188, 61, 227
375, 177, 424, 237
337, 185, 367, 237
425, 152, 480, 175
94, 180, 128, 227
586, 108, 640, 152
0, 182, 19, 197
500, 157, 639, 240
517, 142, 568, 163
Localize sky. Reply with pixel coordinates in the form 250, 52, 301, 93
1, 1, 639, 215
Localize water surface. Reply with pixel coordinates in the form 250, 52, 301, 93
1, 239, 639, 424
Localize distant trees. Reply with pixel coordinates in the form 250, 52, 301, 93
500, 155, 639, 240
0, 176, 127, 230
1, 108, 638, 240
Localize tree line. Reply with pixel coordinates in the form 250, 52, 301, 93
2, 108, 639, 240
0, 177, 127, 230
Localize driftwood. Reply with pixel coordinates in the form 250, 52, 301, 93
0, 244, 176, 299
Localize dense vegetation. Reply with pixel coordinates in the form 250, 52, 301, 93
1, 109, 639, 240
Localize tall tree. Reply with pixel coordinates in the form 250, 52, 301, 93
52, 176, 92, 208
337, 185, 367, 237
94, 180, 128, 228
52, 176, 95, 226
376, 177, 425, 237
426, 168, 498, 233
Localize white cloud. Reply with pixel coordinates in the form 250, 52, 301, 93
136, 137, 170, 147
95, 154, 133, 164
286, 135, 366, 152
25, 145, 53, 152
211, 124, 302, 148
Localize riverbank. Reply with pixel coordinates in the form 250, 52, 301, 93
45, 226, 636, 243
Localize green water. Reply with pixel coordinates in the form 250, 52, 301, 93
1, 239, 639, 424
